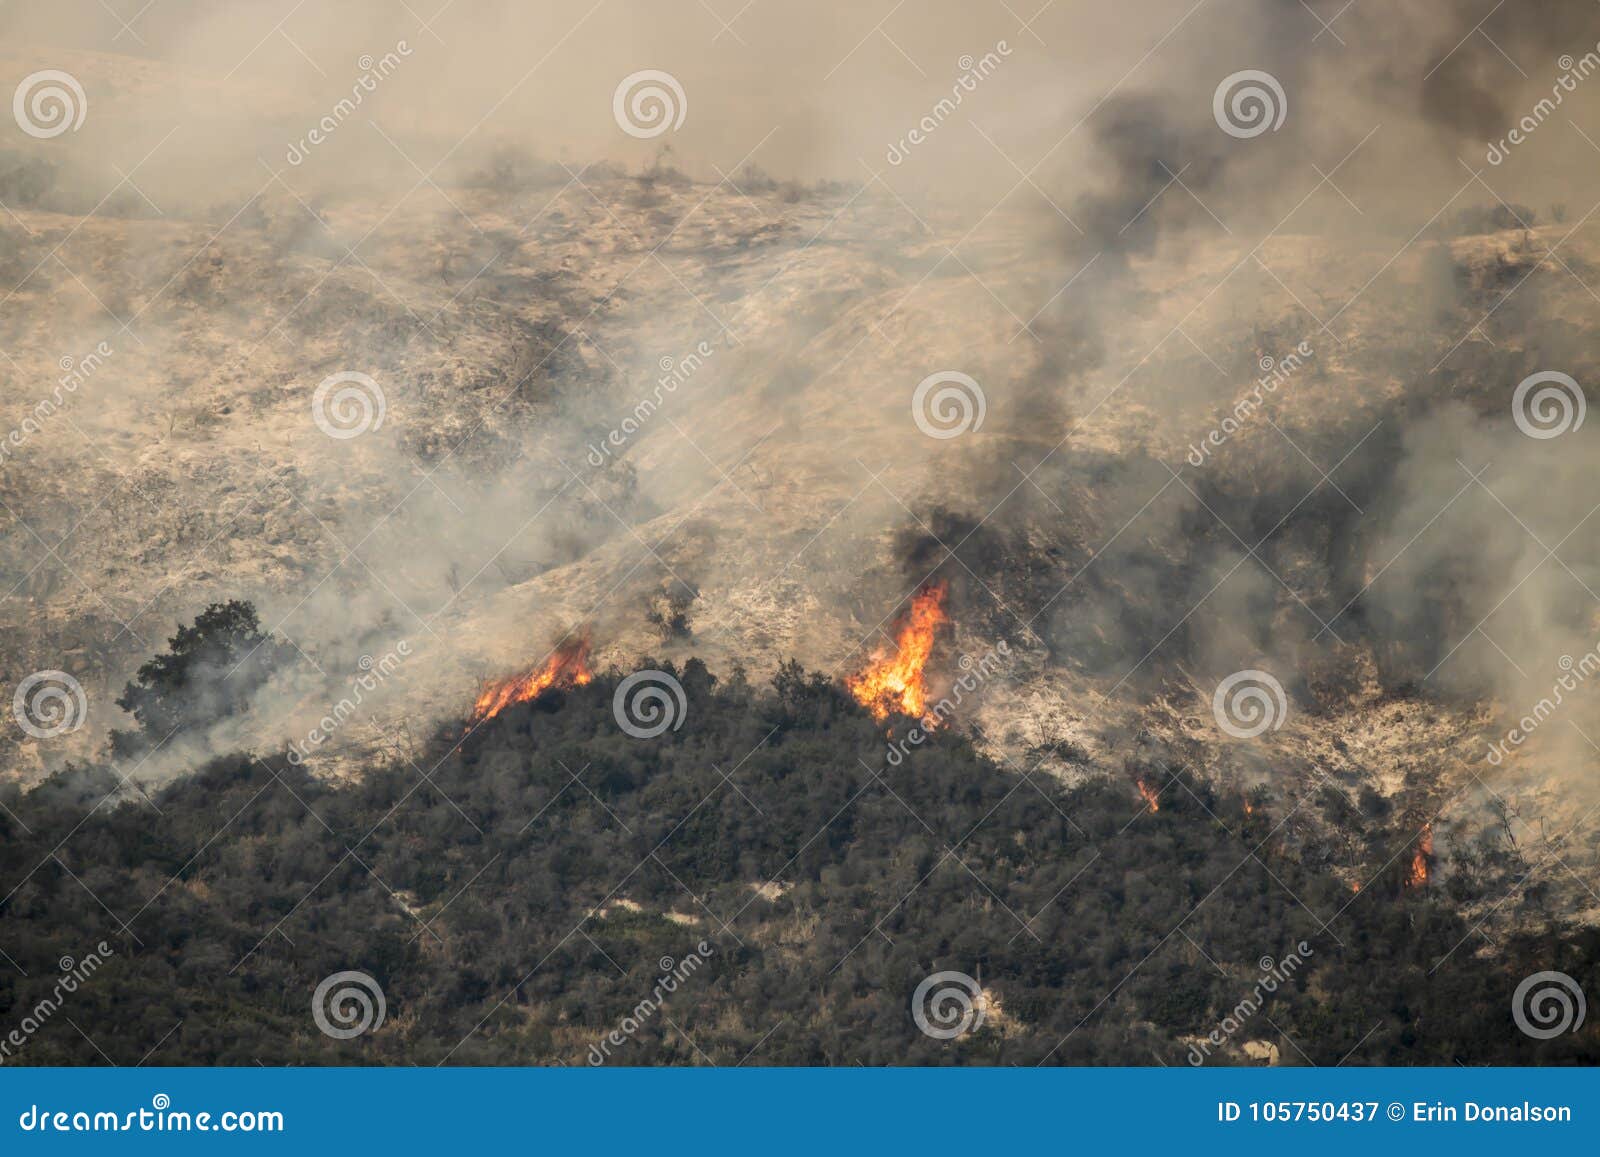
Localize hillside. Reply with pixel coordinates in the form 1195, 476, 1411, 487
5, 4, 1600, 1069
2, 653, 1594, 1066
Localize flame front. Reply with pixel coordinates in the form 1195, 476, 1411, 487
1406, 823, 1433, 889
1137, 778, 1161, 812
470, 636, 594, 724
847, 582, 950, 722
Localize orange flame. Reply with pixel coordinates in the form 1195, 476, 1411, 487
470, 635, 593, 724
1405, 823, 1433, 889
846, 583, 950, 722
1137, 778, 1161, 812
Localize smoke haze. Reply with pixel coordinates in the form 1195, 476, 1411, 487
2, 0, 1599, 885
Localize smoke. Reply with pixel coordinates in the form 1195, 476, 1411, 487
2, 0, 1600, 839
870, 0, 1600, 807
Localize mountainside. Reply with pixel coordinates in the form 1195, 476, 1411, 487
5, 5, 1600, 1068
4, 162, 1597, 929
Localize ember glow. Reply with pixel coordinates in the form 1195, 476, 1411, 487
470, 636, 594, 724
1405, 823, 1433, 889
846, 582, 950, 722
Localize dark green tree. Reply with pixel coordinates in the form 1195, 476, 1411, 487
111, 600, 293, 756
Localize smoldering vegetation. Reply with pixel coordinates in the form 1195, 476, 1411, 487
1, 1, 1598, 843
913, 239, 1600, 703
883, 0, 1600, 754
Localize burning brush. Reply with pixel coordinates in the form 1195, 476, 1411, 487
1405, 823, 1433, 890
470, 634, 594, 724
846, 582, 950, 723
1136, 778, 1162, 812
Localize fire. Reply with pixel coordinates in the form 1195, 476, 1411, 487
1405, 823, 1433, 889
470, 635, 593, 724
1137, 778, 1161, 812
847, 582, 950, 722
